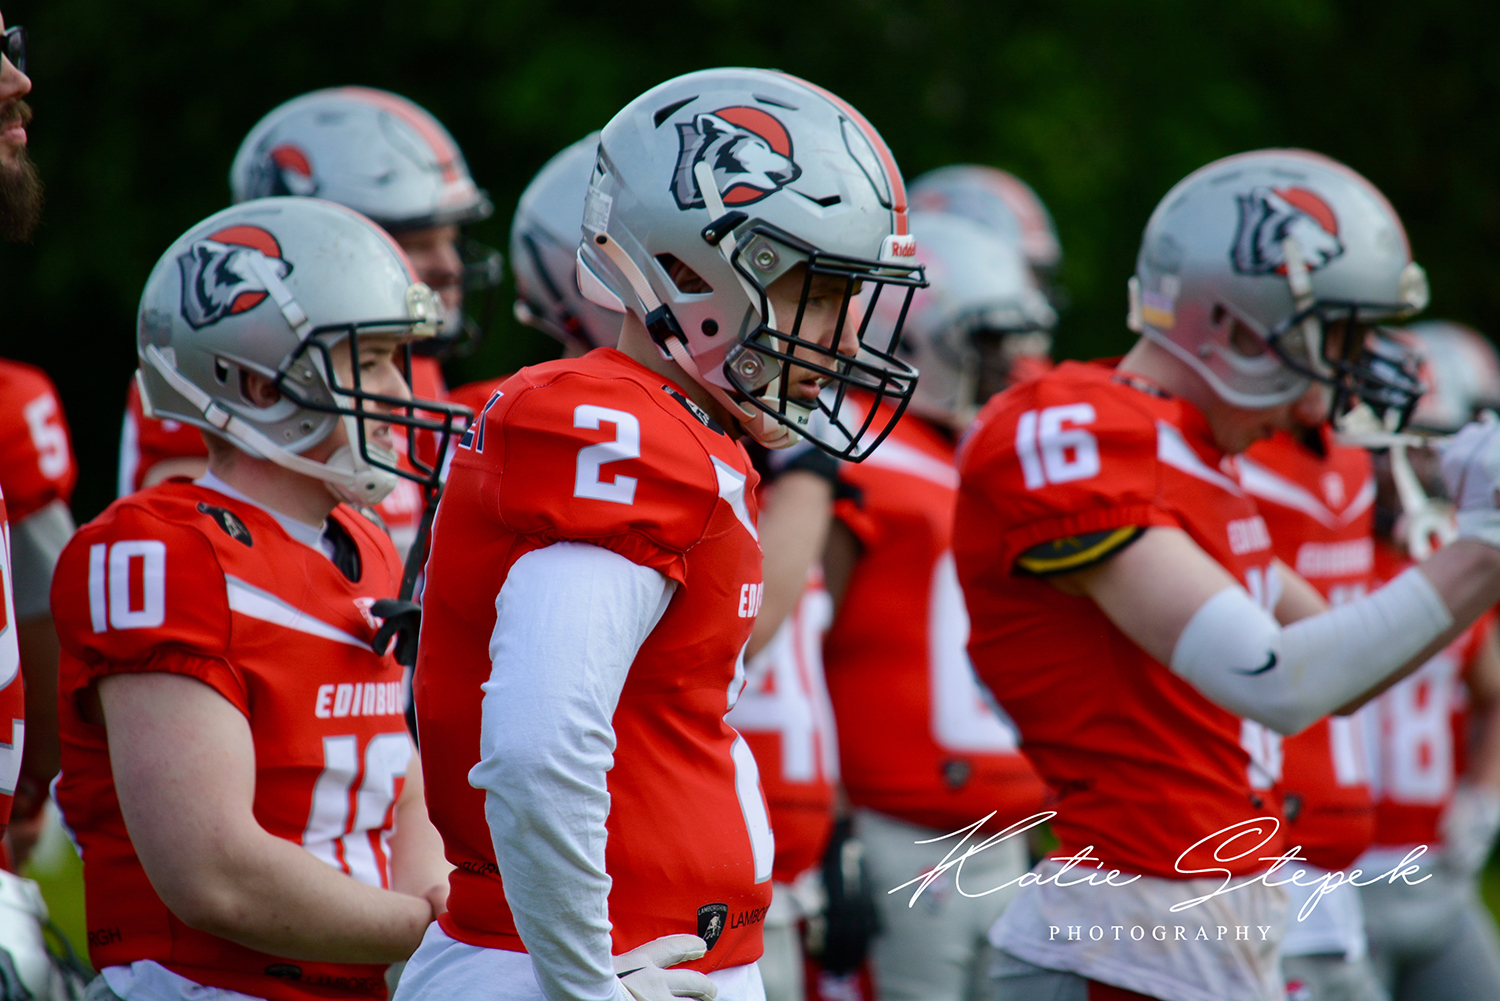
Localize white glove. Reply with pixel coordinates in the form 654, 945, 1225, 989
1439, 412, 1500, 548
613, 934, 717, 1001
1440, 782, 1500, 876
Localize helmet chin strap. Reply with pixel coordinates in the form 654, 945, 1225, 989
1282, 237, 1333, 380
589, 229, 804, 448
1334, 406, 1456, 560
656, 333, 802, 448
142, 344, 400, 505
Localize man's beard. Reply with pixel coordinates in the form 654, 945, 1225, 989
0, 100, 41, 241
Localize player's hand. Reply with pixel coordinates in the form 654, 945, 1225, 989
1439, 412, 1500, 547
1439, 782, 1500, 876
612, 934, 716, 1001
370, 598, 422, 667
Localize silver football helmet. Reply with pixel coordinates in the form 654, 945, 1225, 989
1403, 320, 1500, 432
510, 133, 623, 353
228, 86, 501, 353
1128, 149, 1428, 421
870, 211, 1055, 428
135, 197, 467, 506
909, 165, 1063, 280
576, 67, 924, 460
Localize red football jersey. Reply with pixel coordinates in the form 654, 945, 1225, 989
1, 359, 78, 522
118, 358, 446, 557
0, 484, 25, 831
1239, 429, 1376, 870
955, 361, 1285, 879
52, 482, 412, 1001
417, 347, 773, 969
728, 574, 838, 883
826, 406, 1046, 834
1361, 546, 1494, 849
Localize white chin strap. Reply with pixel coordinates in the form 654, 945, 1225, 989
143, 344, 401, 506
1282, 237, 1332, 379
1333, 404, 1457, 559
657, 334, 805, 449
588, 227, 805, 449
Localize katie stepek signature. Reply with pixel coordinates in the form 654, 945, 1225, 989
888, 812, 1430, 921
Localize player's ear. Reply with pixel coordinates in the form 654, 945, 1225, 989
241, 370, 282, 408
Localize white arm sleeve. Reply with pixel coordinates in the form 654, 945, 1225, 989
1169, 566, 1453, 736
468, 542, 675, 1001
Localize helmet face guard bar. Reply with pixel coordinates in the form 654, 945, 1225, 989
1268, 301, 1425, 431
724, 223, 925, 461
274, 323, 473, 498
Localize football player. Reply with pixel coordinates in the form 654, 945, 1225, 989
1356, 320, 1500, 1001
120, 87, 498, 560
0, 358, 74, 863
1238, 425, 1383, 1000
51, 198, 462, 1001
0, 15, 54, 864
821, 210, 1054, 1001
908, 165, 1063, 306
955, 148, 1500, 1001
395, 67, 923, 1001
445, 131, 624, 416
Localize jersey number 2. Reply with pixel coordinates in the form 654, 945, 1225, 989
574, 405, 640, 505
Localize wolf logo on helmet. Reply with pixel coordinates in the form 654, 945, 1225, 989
1230, 185, 1345, 276
176, 225, 293, 330
671, 107, 802, 210
251, 143, 319, 198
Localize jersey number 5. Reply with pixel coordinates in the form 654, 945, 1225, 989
24, 394, 70, 481
1016, 404, 1100, 489
574, 405, 640, 505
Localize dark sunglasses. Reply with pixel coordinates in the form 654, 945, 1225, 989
2, 26, 24, 76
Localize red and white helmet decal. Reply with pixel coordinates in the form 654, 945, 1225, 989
1230, 185, 1345, 276
671, 106, 802, 210
176, 225, 292, 329
268, 144, 317, 197
773, 71, 909, 238
337, 86, 462, 184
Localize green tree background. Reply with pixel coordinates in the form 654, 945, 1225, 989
2, 0, 1498, 522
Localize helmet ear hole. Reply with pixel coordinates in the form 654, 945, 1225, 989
1210, 304, 1228, 327
1228, 320, 1268, 358
656, 254, 713, 295
213, 358, 231, 384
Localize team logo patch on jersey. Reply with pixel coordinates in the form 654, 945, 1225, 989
664, 385, 725, 435
671, 107, 801, 210
177, 225, 293, 329
697, 902, 729, 950
1230, 186, 1344, 276
196, 501, 253, 547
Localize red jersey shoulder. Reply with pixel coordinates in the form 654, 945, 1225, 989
449, 350, 750, 563
446, 375, 510, 415
958, 362, 1181, 572
0, 358, 77, 520
53, 486, 234, 670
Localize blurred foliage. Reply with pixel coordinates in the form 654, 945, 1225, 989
2, 0, 1499, 520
